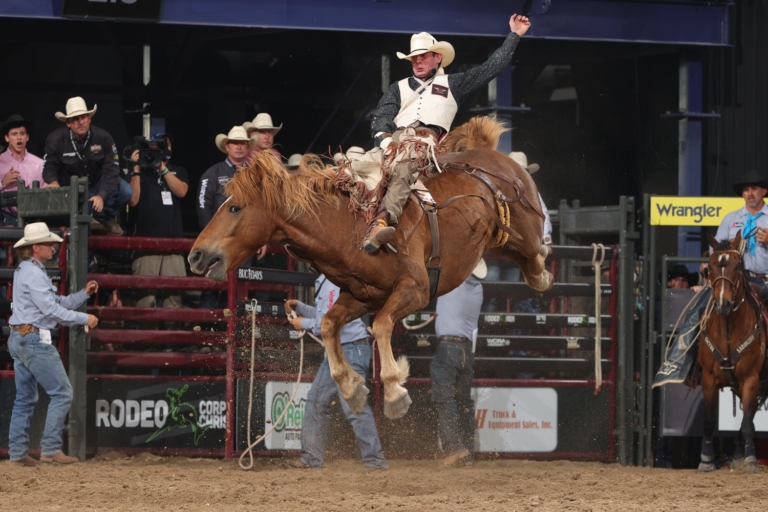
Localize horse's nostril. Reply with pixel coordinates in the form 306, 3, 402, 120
189, 250, 201, 265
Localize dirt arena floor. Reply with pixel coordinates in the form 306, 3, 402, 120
3, 453, 768, 511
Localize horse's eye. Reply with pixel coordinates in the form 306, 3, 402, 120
228, 204, 242, 214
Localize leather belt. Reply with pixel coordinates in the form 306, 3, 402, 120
10, 324, 39, 336
439, 335, 470, 344
748, 271, 768, 279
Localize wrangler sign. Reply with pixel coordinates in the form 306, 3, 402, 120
650, 196, 768, 226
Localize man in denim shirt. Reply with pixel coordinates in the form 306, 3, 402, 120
7, 223, 99, 467
431, 259, 485, 466
283, 274, 387, 470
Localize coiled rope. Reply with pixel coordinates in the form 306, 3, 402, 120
239, 299, 307, 470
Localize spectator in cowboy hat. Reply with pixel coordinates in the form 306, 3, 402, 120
0, 115, 44, 225
42, 96, 132, 236
286, 153, 303, 170
243, 112, 282, 162
667, 264, 696, 289
6, 222, 99, 467
197, 126, 254, 309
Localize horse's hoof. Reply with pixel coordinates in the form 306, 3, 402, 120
383, 391, 412, 419
345, 382, 370, 415
732, 457, 745, 470
697, 462, 716, 472
743, 456, 758, 473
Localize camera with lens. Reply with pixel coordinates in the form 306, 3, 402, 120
123, 136, 167, 170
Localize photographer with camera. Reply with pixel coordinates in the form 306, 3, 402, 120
126, 135, 189, 310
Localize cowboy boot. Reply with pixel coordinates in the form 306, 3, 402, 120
362, 209, 396, 254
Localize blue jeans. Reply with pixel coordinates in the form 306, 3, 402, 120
300, 340, 387, 468
89, 176, 132, 223
430, 341, 475, 456
7, 331, 73, 460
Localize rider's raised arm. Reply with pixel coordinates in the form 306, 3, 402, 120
447, 32, 520, 104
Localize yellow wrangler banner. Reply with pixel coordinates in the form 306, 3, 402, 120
649, 196, 757, 226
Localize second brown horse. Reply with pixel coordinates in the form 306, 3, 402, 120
188, 117, 551, 419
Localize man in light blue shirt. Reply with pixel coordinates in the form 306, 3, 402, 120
715, 171, 768, 290
283, 274, 387, 470
431, 259, 485, 466
7, 222, 98, 467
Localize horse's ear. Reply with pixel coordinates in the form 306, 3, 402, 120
734, 230, 743, 247
707, 232, 719, 250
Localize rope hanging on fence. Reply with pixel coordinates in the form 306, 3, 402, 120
592, 243, 605, 394
239, 299, 306, 471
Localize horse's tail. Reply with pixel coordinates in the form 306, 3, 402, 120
441, 116, 509, 153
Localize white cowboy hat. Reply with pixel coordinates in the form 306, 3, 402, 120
396, 32, 455, 68
14, 222, 64, 248
242, 113, 282, 135
471, 258, 487, 280
55, 96, 97, 122
286, 153, 303, 168
345, 146, 366, 161
509, 151, 540, 174
215, 126, 255, 154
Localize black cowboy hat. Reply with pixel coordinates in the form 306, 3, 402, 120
0, 114, 33, 137
732, 170, 768, 195
667, 264, 697, 287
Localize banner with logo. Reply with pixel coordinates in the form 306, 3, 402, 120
264, 381, 312, 449
87, 380, 226, 449
718, 387, 768, 432
472, 387, 558, 452
649, 196, 762, 226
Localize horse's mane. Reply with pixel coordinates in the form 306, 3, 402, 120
441, 116, 510, 153
226, 152, 341, 220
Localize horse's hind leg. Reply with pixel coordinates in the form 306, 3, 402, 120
321, 292, 371, 414
698, 375, 718, 472
496, 244, 553, 292
372, 280, 427, 419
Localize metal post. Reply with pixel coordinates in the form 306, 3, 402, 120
677, 58, 703, 260
488, 64, 512, 154
67, 177, 90, 461
143, 44, 151, 139
637, 194, 651, 465
616, 196, 636, 464
645, 220, 658, 466
225, 270, 237, 458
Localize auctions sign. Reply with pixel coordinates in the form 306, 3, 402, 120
650, 196, 766, 226
473, 387, 557, 452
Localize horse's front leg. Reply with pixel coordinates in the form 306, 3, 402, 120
321, 292, 370, 414
372, 279, 427, 419
698, 373, 719, 472
737, 375, 760, 473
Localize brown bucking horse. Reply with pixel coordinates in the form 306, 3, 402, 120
188, 117, 552, 419
699, 232, 768, 472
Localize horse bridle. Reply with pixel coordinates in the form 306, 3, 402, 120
710, 249, 746, 312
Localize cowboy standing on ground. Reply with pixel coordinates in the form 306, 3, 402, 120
43, 97, 133, 236
362, 14, 531, 253
6, 222, 99, 467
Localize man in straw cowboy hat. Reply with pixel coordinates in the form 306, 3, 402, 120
6, 222, 99, 467
196, 125, 254, 230
362, 14, 531, 253
42, 96, 132, 236
715, 170, 768, 295
0, 115, 44, 225
243, 112, 282, 162
430, 259, 486, 467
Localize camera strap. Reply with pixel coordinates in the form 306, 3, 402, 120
69, 129, 91, 161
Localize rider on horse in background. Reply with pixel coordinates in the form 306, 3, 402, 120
716, 170, 768, 297
361, 14, 532, 253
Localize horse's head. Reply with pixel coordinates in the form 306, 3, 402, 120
707, 231, 745, 316
188, 153, 283, 280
